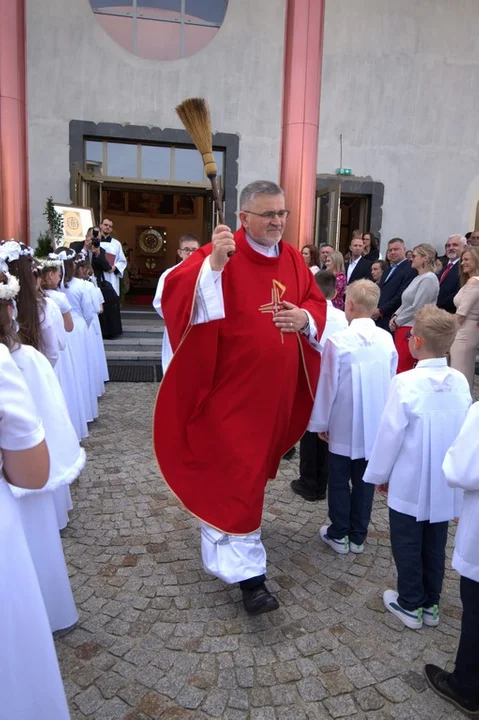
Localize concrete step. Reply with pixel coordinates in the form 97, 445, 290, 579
121, 324, 164, 335
104, 337, 161, 348
105, 349, 161, 361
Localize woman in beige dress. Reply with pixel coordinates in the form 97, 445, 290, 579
450, 247, 479, 391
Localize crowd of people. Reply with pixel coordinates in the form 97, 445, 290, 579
0, 237, 111, 718
2, 187, 479, 717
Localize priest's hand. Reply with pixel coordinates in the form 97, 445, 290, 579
319, 432, 329, 443
273, 301, 308, 333
210, 225, 236, 271
377, 483, 389, 496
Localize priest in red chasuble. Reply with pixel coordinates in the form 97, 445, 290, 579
153, 181, 326, 615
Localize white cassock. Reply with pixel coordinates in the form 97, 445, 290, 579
308, 318, 398, 460
100, 237, 127, 296
0, 346, 70, 720
364, 359, 472, 522
152, 264, 180, 374
442, 401, 479, 580
10, 344, 85, 632
178, 237, 320, 584
310, 300, 348, 353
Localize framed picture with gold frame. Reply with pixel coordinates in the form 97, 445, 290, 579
53, 203, 95, 248
135, 225, 167, 257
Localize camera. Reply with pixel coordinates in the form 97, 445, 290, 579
92, 228, 100, 248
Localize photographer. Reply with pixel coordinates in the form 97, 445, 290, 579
73, 228, 122, 339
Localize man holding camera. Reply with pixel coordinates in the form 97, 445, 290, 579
71, 226, 122, 339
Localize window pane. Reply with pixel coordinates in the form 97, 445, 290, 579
174, 148, 204, 183
184, 24, 217, 56
137, 0, 181, 17
106, 142, 137, 177
91, 0, 132, 10
136, 16, 180, 60
85, 141, 103, 163
185, 0, 227, 24
95, 14, 134, 52
213, 150, 224, 178
141, 145, 171, 180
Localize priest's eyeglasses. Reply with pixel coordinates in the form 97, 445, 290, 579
243, 210, 291, 220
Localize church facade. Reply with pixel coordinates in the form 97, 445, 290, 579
1, 0, 478, 273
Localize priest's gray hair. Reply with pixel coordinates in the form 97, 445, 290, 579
239, 181, 284, 209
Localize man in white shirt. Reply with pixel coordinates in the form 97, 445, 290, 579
308, 280, 397, 554
345, 234, 372, 284
99, 218, 127, 297
291, 270, 347, 502
152, 234, 200, 375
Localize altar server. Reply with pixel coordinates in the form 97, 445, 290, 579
153, 233, 200, 374
424, 401, 479, 715
364, 304, 472, 630
308, 279, 398, 554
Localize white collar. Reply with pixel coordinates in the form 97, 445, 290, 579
245, 233, 280, 257
415, 357, 448, 369
349, 255, 361, 265
349, 317, 375, 327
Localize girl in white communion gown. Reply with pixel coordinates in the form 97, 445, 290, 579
41, 257, 89, 441
0, 270, 85, 634
0, 286, 70, 717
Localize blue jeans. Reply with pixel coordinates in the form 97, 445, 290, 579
389, 508, 448, 611
327, 453, 374, 545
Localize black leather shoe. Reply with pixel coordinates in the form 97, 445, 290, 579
282, 447, 296, 461
424, 664, 479, 717
242, 583, 280, 616
290, 479, 319, 502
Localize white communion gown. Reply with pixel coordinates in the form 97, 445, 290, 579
0, 345, 70, 720
83, 279, 106, 398
10, 344, 85, 633
64, 277, 98, 422
46, 287, 89, 441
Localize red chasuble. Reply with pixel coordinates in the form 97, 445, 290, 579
153, 227, 326, 534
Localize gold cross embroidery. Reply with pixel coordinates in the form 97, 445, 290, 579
259, 279, 287, 343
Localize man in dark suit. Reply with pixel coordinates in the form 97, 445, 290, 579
345, 236, 372, 283
372, 237, 417, 331
437, 234, 466, 313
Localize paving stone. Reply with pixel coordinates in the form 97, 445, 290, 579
297, 675, 327, 701
377, 678, 411, 703
323, 693, 358, 718
355, 687, 386, 711
75, 685, 104, 715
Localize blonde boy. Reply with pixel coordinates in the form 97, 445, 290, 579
364, 305, 472, 629
309, 280, 398, 554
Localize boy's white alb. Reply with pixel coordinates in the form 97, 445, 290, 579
443, 401, 479, 582
308, 318, 398, 459
364, 358, 472, 523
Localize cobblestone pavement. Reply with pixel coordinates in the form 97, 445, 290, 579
58, 381, 475, 720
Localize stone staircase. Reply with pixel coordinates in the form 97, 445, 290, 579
104, 307, 163, 364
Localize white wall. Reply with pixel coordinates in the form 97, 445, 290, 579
26, 0, 286, 242
319, 0, 479, 249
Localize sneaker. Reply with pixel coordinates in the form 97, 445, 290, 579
424, 664, 479, 717
350, 541, 364, 554
383, 589, 423, 629
423, 605, 439, 627
319, 526, 349, 554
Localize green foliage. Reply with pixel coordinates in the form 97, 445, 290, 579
34, 197, 64, 256
34, 231, 54, 258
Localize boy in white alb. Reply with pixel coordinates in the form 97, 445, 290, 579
152, 234, 200, 375
291, 271, 347, 502
424, 401, 479, 715
364, 305, 472, 630
309, 280, 398, 553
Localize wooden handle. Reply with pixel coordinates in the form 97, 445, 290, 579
209, 174, 234, 257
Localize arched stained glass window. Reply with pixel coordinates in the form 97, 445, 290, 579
89, 0, 228, 60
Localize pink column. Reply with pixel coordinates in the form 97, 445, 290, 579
280, 0, 325, 248
0, 0, 29, 243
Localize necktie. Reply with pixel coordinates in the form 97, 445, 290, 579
440, 262, 453, 284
